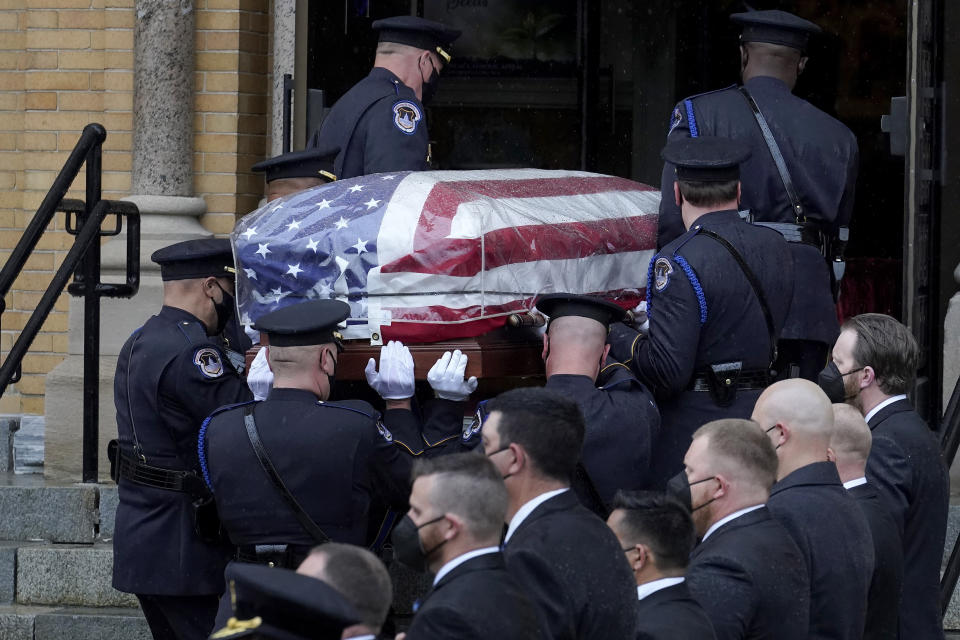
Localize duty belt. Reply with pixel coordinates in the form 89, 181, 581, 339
236, 544, 311, 569
108, 440, 209, 499
754, 221, 826, 254
689, 370, 770, 393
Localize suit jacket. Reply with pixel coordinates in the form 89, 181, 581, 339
848, 481, 903, 640
503, 490, 638, 640
686, 506, 809, 640
768, 462, 874, 640
405, 552, 539, 640
866, 399, 948, 640
636, 581, 717, 640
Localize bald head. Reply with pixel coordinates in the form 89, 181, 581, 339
752, 379, 834, 479
830, 403, 872, 483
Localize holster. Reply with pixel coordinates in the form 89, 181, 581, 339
705, 362, 743, 408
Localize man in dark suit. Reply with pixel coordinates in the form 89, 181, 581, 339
390, 452, 538, 640
111, 239, 253, 640
536, 293, 660, 508
482, 387, 638, 640
606, 491, 716, 640
658, 10, 858, 380
753, 379, 874, 640
829, 403, 902, 640
677, 418, 809, 640
297, 543, 393, 640
824, 313, 949, 639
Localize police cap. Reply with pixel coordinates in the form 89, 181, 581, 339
536, 293, 626, 329
209, 563, 359, 640
730, 10, 821, 51
253, 299, 351, 347
371, 16, 461, 63
251, 144, 339, 184
151, 238, 235, 282
661, 136, 751, 183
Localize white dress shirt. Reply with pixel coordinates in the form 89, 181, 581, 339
637, 576, 685, 601
432, 546, 500, 587
864, 394, 908, 424
843, 476, 868, 490
503, 488, 569, 544
701, 504, 765, 542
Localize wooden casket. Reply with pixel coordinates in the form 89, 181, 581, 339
233, 168, 660, 382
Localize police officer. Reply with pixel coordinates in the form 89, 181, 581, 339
608, 136, 794, 485
658, 10, 858, 381
111, 238, 252, 640
307, 16, 460, 179
534, 293, 660, 512
251, 143, 340, 203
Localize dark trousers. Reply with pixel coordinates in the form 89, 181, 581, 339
774, 339, 830, 382
137, 594, 220, 640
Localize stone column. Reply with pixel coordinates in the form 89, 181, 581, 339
271, 0, 296, 156
44, 0, 211, 482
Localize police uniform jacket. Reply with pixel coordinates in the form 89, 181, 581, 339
309, 67, 428, 179
658, 76, 859, 345
767, 462, 874, 640
865, 398, 948, 640
635, 581, 718, 640
112, 306, 251, 595
608, 209, 793, 483
685, 506, 810, 640
503, 490, 638, 640
544, 364, 660, 505
405, 552, 540, 640
202, 388, 451, 548
848, 481, 903, 640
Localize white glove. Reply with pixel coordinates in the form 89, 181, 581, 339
427, 350, 478, 401
247, 347, 273, 401
633, 301, 650, 334
365, 340, 415, 400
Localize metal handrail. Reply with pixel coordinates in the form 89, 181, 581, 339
939, 374, 960, 615
0, 123, 140, 482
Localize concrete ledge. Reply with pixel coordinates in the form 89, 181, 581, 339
0, 604, 57, 640
34, 607, 149, 640
16, 546, 137, 608
97, 486, 118, 541
0, 486, 96, 544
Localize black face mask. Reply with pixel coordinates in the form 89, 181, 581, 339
212, 282, 235, 336
666, 471, 717, 512
391, 514, 447, 572
817, 361, 865, 403
486, 445, 514, 480
323, 349, 338, 396
421, 62, 440, 104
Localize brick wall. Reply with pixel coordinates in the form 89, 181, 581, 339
0, 0, 271, 414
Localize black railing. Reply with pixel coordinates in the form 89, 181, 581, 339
940, 374, 960, 614
0, 123, 140, 483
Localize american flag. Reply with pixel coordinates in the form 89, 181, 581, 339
233, 169, 660, 344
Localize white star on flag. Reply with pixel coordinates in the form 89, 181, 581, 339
314, 281, 332, 297
306, 237, 319, 252
335, 217, 349, 229
286, 263, 303, 278
287, 220, 301, 232
241, 227, 257, 240
350, 238, 368, 254
256, 243, 271, 258
349, 184, 364, 193
316, 200, 331, 209
240, 313, 253, 328
244, 268, 258, 280
271, 287, 289, 303
381, 175, 396, 180
364, 198, 381, 210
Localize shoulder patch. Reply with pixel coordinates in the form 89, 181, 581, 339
654, 257, 674, 292
392, 100, 422, 135
669, 106, 684, 134
193, 347, 223, 379
376, 419, 393, 443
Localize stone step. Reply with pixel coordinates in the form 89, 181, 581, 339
0, 484, 97, 544
0, 604, 149, 640
15, 544, 137, 608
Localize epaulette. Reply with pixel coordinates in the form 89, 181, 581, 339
597, 362, 638, 391
198, 399, 259, 491
319, 400, 413, 451
679, 85, 737, 138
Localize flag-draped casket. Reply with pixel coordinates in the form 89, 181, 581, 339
233, 169, 660, 347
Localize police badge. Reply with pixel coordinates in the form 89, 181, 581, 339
654, 257, 674, 292
669, 106, 683, 134
193, 347, 224, 378
392, 100, 422, 135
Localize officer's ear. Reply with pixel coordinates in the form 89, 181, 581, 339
201, 276, 218, 299
736, 182, 742, 207
798, 56, 808, 76
739, 44, 749, 73
541, 333, 549, 362
673, 182, 682, 207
